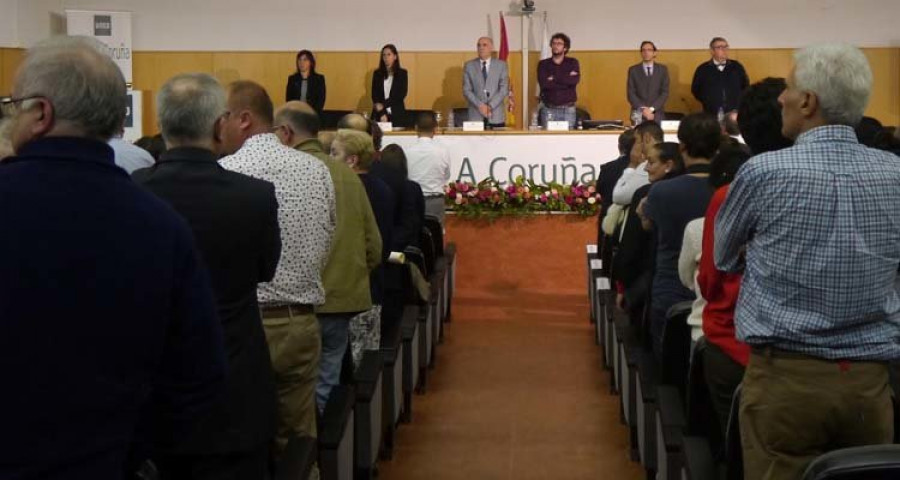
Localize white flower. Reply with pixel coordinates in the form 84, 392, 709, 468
491, 187, 499, 193
456, 193, 463, 200
587, 197, 597, 205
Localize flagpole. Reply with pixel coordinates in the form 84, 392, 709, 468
521, 12, 529, 128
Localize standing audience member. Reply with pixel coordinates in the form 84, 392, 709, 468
613, 142, 684, 316
285, 50, 326, 114
376, 144, 426, 333
638, 113, 719, 358
133, 73, 281, 480
0, 36, 225, 479
736, 77, 793, 154
404, 112, 451, 224
134, 134, 167, 161
691, 143, 752, 440
611, 121, 664, 206
538, 33, 580, 129
462, 36, 510, 128
371, 44, 408, 125
595, 129, 636, 266
109, 128, 154, 173
691, 37, 749, 116
274, 102, 382, 407
716, 44, 900, 480
331, 129, 395, 365
627, 41, 670, 122
219, 80, 336, 455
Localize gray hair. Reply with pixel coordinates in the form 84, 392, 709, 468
157, 73, 226, 144
793, 44, 872, 127
14, 35, 126, 140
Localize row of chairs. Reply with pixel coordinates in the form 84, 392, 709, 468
276, 216, 457, 480
585, 244, 900, 480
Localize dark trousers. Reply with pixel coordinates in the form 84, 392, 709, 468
702, 341, 745, 441
740, 349, 893, 480
156, 444, 269, 480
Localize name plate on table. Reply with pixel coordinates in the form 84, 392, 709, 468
547, 121, 569, 131
661, 120, 680, 130
378, 122, 393, 132
590, 259, 603, 270
462, 121, 485, 132
586, 244, 598, 254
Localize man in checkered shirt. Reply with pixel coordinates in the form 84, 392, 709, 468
715, 43, 900, 480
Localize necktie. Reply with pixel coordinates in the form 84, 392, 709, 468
646, 66, 651, 77
482, 61, 488, 81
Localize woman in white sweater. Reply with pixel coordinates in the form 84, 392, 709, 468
679, 218, 706, 342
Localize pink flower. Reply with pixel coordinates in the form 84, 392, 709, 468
583, 190, 591, 198
460, 183, 471, 193
588, 185, 596, 194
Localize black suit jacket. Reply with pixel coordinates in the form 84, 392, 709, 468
133, 147, 281, 454
286, 71, 327, 113
371, 68, 408, 124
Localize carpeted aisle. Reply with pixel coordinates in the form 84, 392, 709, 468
377, 282, 643, 479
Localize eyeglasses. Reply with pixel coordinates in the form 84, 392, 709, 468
0, 95, 45, 117
712, 45, 730, 50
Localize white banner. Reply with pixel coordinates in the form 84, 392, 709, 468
65, 10, 133, 83
384, 132, 677, 186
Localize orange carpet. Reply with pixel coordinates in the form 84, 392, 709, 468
377, 215, 643, 479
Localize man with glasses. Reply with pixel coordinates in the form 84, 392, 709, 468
0, 36, 226, 479
690, 37, 749, 116
538, 32, 580, 129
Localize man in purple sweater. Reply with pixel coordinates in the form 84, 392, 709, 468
538, 33, 580, 129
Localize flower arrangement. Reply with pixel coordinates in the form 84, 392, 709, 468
445, 176, 602, 218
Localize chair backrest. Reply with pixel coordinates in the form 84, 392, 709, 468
403, 246, 427, 279
320, 110, 353, 129
663, 111, 685, 121
660, 300, 693, 397
725, 383, 743, 480
452, 108, 469, 127
802, 445, 900, 480
422, 215, 444, 257
418, 227, 436, 275
685, 337, 723, 446
575, 107, 592, 122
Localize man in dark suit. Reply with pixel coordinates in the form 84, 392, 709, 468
0, 36, 226, 480
595, 129, 636, 270
691, 37, 750, 115
626, 41, 669, 123
133, 73, 282, 480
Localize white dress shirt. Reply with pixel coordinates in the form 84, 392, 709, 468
405, 136, 452, 196
383, 76, 394, 115
612, 160, 650, 205
220, 133, 336, 306
109, 137, 154, 174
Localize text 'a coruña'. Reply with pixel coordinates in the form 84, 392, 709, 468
455, 157, 597, 186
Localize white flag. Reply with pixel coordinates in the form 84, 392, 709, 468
540, 12, 551, 60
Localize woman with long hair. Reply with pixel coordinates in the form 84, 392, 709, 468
371, 44, 408, 125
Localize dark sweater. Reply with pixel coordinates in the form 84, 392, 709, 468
690, 59, 749, 114
0, 137, 225, 479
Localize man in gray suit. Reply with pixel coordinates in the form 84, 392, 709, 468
463, 36, 509, 128
627, 41, 670, 123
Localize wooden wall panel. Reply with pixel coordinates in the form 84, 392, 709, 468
0, 48, 25, 96
7, 47, 898, 135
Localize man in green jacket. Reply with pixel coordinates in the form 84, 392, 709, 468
274, 101, 382, 410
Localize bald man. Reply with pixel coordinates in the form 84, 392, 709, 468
274, 101, 382, 408
463, 36, 509, 127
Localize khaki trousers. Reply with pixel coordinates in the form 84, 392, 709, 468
263, 311, 321, 457
740, 349, 893, 480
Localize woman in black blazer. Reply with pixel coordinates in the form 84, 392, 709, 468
285, 50, 326, 114
371, 44, 408, 125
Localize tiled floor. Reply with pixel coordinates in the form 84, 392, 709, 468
377, 287, 644, 480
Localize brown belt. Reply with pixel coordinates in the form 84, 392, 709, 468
261, 304, 314, 319
750, 346, 884, 368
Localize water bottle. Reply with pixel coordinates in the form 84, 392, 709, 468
447, 109, 455, 130
530, 110, 539, 129
434, 111, 443, 128
717, 106, 725, 126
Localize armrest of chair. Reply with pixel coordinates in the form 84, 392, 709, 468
275, 434, 318, 480
319, 385, 355, 449
681, 435, 717, 480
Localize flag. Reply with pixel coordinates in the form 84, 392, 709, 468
499, 12, 515, 118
